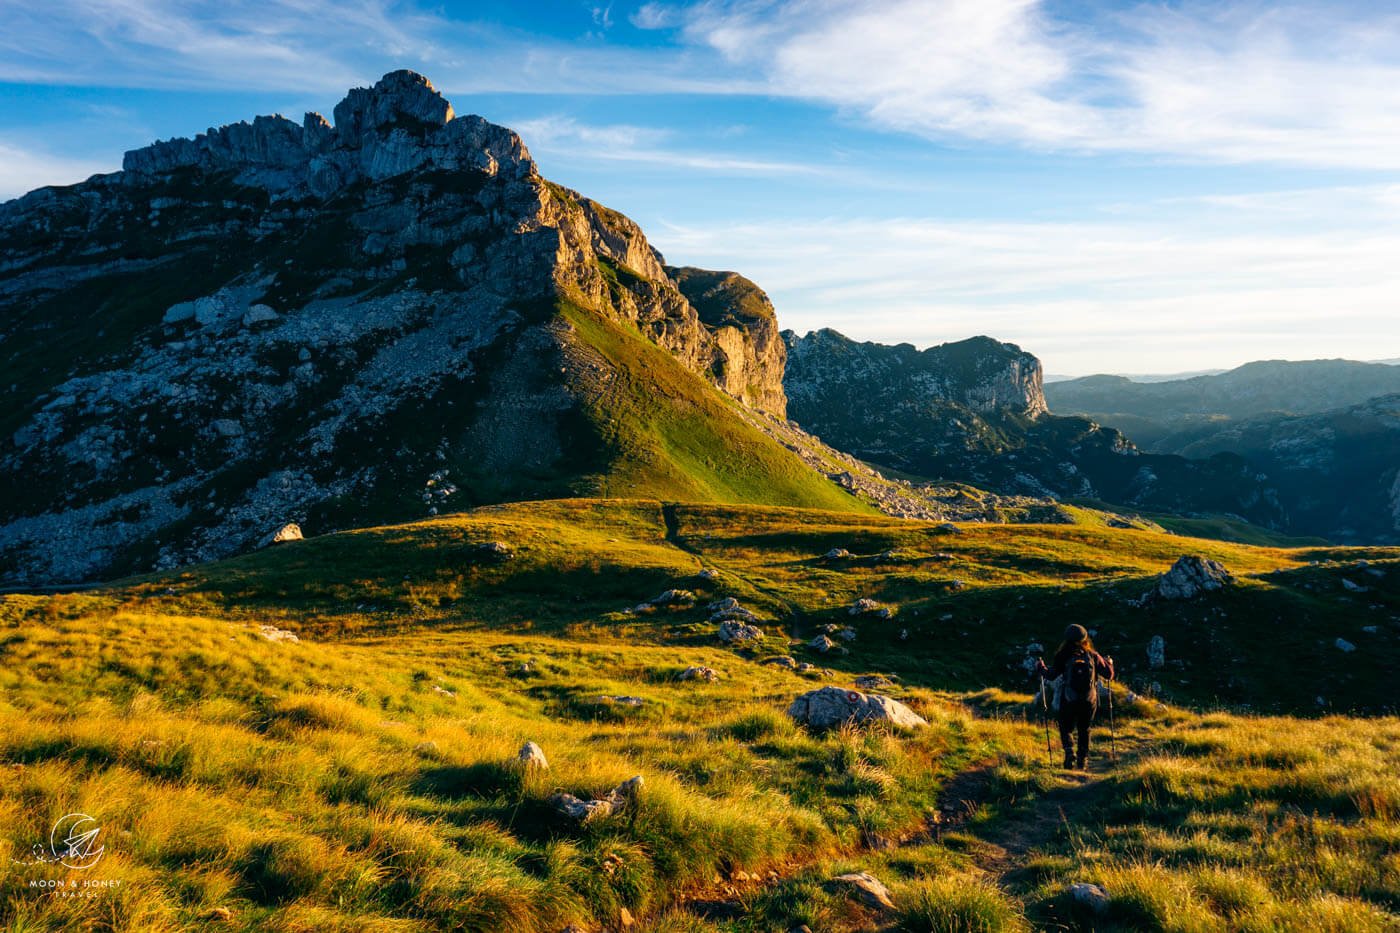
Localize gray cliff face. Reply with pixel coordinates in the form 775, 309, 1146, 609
784, 329, 1047, 422
0, 71, 787, 584
781, 329, 1288, 528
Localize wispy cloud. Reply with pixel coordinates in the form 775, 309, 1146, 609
511, 114, 830, 175
0, 139, 113, 200
654, 187, 1400, 373
0, 0, 450, 92
675, 0, 1400, 169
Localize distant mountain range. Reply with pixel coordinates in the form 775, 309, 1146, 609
1046, 359, 1400, 448
1045, 359, 1400, 542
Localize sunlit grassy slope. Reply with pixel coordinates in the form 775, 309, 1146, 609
557, 300, 869, 513
2, 499, 1397, 931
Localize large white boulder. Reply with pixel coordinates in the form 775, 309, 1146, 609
787, 686, 927, 730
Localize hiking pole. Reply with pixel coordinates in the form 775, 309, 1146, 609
1039, 674, 1053, 766
1105, 673, 1118, 763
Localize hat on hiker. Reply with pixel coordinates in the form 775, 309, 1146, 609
1064, 624, 1088, 644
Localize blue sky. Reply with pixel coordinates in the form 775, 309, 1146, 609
2, 0, 1399, 375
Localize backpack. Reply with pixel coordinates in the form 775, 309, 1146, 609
1062, 649, 1097, 707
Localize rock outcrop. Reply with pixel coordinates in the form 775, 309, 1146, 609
0, 71, 803, 584
1145, 556, 1236, 602
786, 686, 927, 730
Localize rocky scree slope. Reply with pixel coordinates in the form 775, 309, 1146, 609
783, 329, 1287, 527
0, 70, 842, 585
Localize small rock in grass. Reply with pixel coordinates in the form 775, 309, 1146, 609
1069, 882, 1110, 915
1335, 637, 1356, 653
809, 634, 838, 654
830, 871, 895, 910
593, 695, 645, 707
413, 741, 440, 757
697, 568, 721, 582
762, 655, 799, 670
1148, 634, 1166, 669
678, 666, 720, 683
719, 620, 763, 643
708, 596, 741, 613
257, 624, 300, 643
478, 541, 513, 560
823, 547, 852, 560
517, 740, 549, 770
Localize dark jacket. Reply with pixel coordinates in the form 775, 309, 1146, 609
1040, 647, 1114, 684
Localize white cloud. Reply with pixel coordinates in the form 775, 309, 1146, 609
677, 0, 1400, 169
652, 187, 1400, 374
0, 140, 114, 201
511, 114, 830, 175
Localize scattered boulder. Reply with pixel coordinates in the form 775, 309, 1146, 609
678, 666, 720, 683
1147, 635, 1166, 670
592, 695, 645, 707
264, 522, 303, 546
829, 871, 895, 911
697, 568, 721, 582
708, 597, 741, 613
517, 741, 549, 770
1342, 579, 1368, 593
787, 686, 927, 730
808, 634, 838, 654
477, 541, 513, 560
650, 588, 697, 607
848, 597, 893, 618
549, 775, 643, 824
212, 418, 244, 438
257, 624, 299, 643
1335, 638, 1356, 653
936, 522, 961, 534
1069, 882, 1110, 915
854, 674, 894, 690
762, 655, 799, 670
718, 620, 764, 643
823, 548, 852, 560
1145, 556, 1235, 602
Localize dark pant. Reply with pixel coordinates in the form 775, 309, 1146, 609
1058, 699, 1096, 762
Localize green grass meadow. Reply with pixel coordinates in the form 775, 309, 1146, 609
1, 499, 1397, 930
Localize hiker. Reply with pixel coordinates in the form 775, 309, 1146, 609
1035, 624, 1115, 770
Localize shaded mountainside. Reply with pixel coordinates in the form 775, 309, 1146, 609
1158, 395, 1400, 544
0, 70, 858, 585
1047, 358, 1400, 447
782, 329, 1286, 528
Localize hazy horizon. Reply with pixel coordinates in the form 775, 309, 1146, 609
3, 0, 1398, 374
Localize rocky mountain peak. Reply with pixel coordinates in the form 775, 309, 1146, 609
332, 70, 455, 142
0, 72, 797, 584
121, 70, 530, 199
